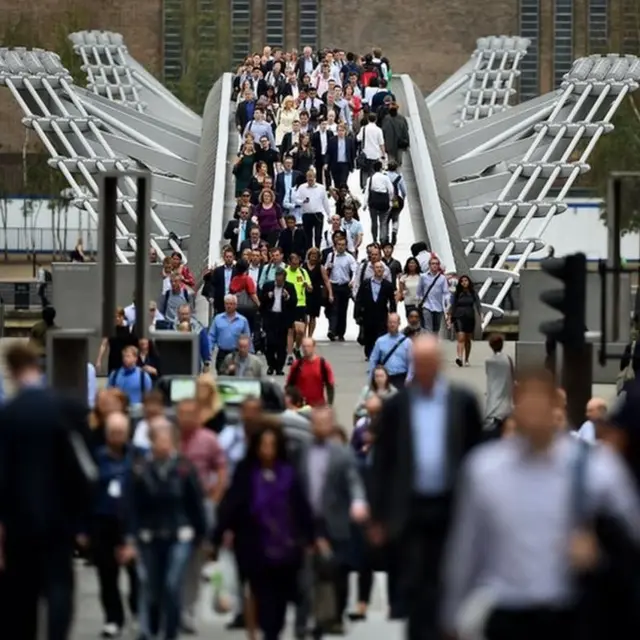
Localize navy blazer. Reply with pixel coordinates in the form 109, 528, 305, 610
275, 170, 303, 206
326, 135, 356, 170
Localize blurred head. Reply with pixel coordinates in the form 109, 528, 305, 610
170, 273, 182, 293
122, 345, 138, 369
149, 418, 175, 458
489, 333, 505, 354
177, 398, 201, 433
284, 386, 304, 409
224, 294, 238, 314
371, 365, 390, 391
373, 261, 385, 280
387, 313, 400, 335
271, 247, 283, 264
301, 337, 316, 359
196, 374, 223, 414
248, 425, 288, 467
289, 253, 301, 268
143, 390, 165, 421
311, 405, 335, 440
407, 308, 422, 328
586, 397, 607, 423
240, 396, 264, 435
512, 369, 559, 449
105, 411, 130, 448
429, 257, 441, 274
138, 337, 150, 353
237, 335, 251, 357
364, 394, 383, 417
412, 335, 442, 393
223, 248, 235, 266
3, 342, 41, 383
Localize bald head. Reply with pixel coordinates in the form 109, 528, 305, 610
412, 335, 442, 391
586, 397, 607, 422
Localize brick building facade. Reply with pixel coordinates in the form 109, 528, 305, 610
0, 0, 635, 159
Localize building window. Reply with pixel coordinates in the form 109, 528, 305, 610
520, 0, 540, 101
554, 0, 574, 87
588, 0, 608, 53
299, 0, 319, 51
231, 0, 251, 68
622, 0, 640, 54
265, 0, 285, 48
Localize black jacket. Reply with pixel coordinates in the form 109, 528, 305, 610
326, 135, 356, 170
202, 265, 237, 314
277, 227, 308, 262
260, 281, 298, 324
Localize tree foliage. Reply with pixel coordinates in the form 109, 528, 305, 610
582, 94, 640, 234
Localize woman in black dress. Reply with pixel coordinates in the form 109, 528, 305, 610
304, 247, 333, 339
447, 275, 482, 367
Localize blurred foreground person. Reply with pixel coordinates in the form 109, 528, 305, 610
214, 425, 314, 640
123, 419, 207, 640
369, 334, 482, 640
441, 369, 640, 640
0, 343, 96, 640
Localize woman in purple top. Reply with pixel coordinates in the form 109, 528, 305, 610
255, 188, 284, 247
213, 425, 314, 640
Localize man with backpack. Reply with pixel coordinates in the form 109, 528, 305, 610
106, 345, 153, 405
386, 161, 407, 245
286, 337, 335, 406
160, 273, 191, 323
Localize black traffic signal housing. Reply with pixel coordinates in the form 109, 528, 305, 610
539, 252, 587, 347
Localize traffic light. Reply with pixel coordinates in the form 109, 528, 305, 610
539, 252, 587, 347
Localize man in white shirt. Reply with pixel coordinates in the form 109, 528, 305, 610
295, 169, 331, 252
416, 256, 451, 334
575, 397, 608, 443
363, 161, 395, 245
340, 205, 364, 257
356, 113, 386, 189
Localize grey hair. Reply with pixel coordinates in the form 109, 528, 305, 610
224, 294, 238, 304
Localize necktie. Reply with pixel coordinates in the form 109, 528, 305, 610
240, 221, 246, 242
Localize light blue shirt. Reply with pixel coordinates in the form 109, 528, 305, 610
326, 251, 357, 284
368, 333, 413, 377
223, 266, 234, 294
87, 363, 97, 409
576, 420, 596, 443
208, 312, 251, 352
386, 171, 407, 198
337, 138, 347, 163
416, 271, 450, 312
243, 119, 276, 149
341, 218, 363, 246
411, 379, 449, 495
218, 424, 246, 476
282, 172, 293, 208
371, 279, 381, 302
259, 261, 285, 288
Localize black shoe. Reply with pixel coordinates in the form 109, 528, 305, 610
347, 612, 367, 621
226, 614, 245, 630
338, 336, 346, 342
275, 370, 285, 376
267, 367, 274, 375
327, 331, 336, 341
392, 231, 398, 245
455, 357, 463, 367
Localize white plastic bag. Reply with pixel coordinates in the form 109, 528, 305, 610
209, 548, 239, 615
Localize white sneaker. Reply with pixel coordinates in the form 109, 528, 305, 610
100, 623, 121, 638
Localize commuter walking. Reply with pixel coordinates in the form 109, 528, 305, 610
363, 161, 394, 245
368, 313, 412, 388
87, 412, 140, 638
0, 343, 96, 640
446, 274, 482, 366
214, 425, 314, 640
416, 256, 451, 334
123, 418, 207, 640
356, 113, 385, 189
369, 335, 483, 640
483, 333, 515, 439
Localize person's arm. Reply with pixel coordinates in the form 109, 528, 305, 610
320, 265, 333, 302
210, 439, 228, 504
325, 361, 336, 405
399, 176, 407, 199
95, 337, 108, 371
294, 185, 307, 205
208, 317, 219, 353
322, 188, 331, 217
223, 221, 236, 241
344, 447, 367, 505
368, 339, 381, 377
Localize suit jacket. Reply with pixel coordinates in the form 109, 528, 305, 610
277, 226, 307, 261
326, 135, 356, 170
312, 129, 334, 166
235, 99, 257, 132
369, 385, 483, 539
220, 352, 264, 378
356, 279, 395, 322
275, 170, 302, 206
280, 82, 301, 100
223, 219, 257, 253
297, 440, 366, 541
202, 265, 237, 314
280, 131, 300, 157
260, 281, 298, 324
295, 56, 318, 81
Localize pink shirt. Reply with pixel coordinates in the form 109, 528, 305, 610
180, 428, 226, 492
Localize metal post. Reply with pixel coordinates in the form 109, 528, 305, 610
99, 175, 118, 339
134, 173, 152, 340
607, 174, 623, 342
562, 343, 593, 428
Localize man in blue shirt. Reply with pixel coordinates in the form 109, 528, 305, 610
208, 294, 251, 374
368, 313, 413, 387
107, 346, 153, 405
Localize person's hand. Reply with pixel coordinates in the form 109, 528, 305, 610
328, 294, 334, 304
76, 534, 89, 549
350, 500, 369, 523
305, 283, 313, 291
117, 543, 136, 565
233, 227, 239, 234
268, 291, 274, 298
283, 290, 290, 299
315, 537, 332, 556
94, 361, 101, 373
227, 364, 236, 375
222, 530, 235, 549
367, 522, 387, 547
569, 529, 599, 571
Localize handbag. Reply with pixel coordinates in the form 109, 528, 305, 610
356, 125, 367, 170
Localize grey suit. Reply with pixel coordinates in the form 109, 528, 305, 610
220, 352, 263, 378
298, 440, 366, 542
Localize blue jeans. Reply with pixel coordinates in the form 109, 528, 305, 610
137, 539, 192, 640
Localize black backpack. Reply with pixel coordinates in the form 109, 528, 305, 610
391, 175, 405, 212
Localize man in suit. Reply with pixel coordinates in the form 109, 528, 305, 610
240, 227, 263, 254
224, 206, 256, 256
277, 214, 307, 263
312, 118, 334, 187
356, 261, 395, 359
295, 46, 318, 82
0, 342, 96, 640
326, 123, 355, 189
235, 88, 257, 133
280, 120, 302, 156
220, 334, 263, 378
296, 405, 368, 636
275, 156, 302, 209
202, 247, 237, 316
369, 335, 483, 640
260, 267, 297, 375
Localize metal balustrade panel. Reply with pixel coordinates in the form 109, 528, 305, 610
520, 0, 541, 101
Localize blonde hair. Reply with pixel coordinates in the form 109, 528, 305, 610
197, 373, 224, 415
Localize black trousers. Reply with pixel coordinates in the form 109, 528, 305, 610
265, 312, 290, 372
388, 373, 407, 389
362, 320, 387, 359
485, 607, 578, 640
315, 163, 332, 188
215, 349, 233, 374
399, 496, 451, 640
251, 564, 299, 640
359, 158, 376, 190
93, 516, 138, 627
330, 163, 350, 189
329, 283, 351, 339
302, 212, 324, 251
0, 533, 74, 640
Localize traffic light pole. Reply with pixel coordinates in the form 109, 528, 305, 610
561, 343, 593, 429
